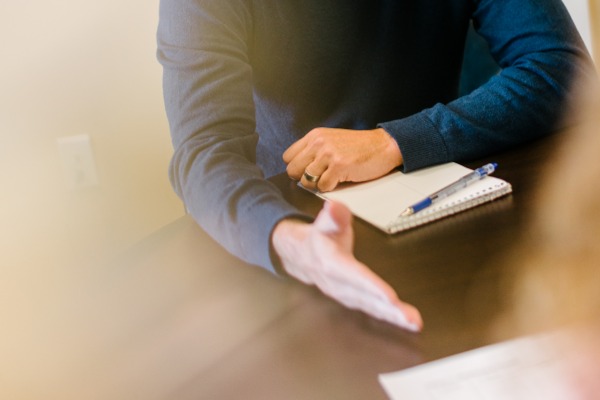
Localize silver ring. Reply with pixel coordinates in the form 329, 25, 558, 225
303, 171, 320, 183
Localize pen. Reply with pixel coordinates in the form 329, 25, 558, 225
401, 163, 498, 216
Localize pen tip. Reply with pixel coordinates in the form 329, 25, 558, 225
401, 208, 413, 217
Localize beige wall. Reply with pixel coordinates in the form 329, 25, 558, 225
0, 1, 184, 269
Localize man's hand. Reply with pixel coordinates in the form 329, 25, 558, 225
272, 201, 422, 332
283, 127, 403, 192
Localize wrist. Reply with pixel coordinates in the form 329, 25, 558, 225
270, 217, 312, 276
375, 127, 403, 168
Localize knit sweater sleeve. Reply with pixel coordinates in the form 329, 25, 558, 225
379, 0, 594, 172
157, 0, 308, 273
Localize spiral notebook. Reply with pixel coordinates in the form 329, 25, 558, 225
309, 162, 512, 234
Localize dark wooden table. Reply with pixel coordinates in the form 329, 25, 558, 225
66, 134, 562, 399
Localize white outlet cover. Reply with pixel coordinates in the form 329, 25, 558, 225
57, 134, 100, 189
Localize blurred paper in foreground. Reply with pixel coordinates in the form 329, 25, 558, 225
379, 332, 576, 400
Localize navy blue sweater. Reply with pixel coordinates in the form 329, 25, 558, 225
157, 0, 591, 272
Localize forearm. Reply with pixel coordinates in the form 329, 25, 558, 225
171, 142, 306, 272
380, 0, 594, 173
158, 0, 308, 272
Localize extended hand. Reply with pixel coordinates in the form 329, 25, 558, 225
272, 201, 422, 332
283, 127, 403, 192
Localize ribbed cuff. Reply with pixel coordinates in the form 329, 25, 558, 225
378, 111, 450, 172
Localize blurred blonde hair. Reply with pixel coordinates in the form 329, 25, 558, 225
508, 75, 600, 333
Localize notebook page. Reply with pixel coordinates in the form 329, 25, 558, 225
317, 163, 507, 232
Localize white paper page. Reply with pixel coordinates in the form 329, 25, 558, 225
379, 333, 575, 400
319, 163, 504, 230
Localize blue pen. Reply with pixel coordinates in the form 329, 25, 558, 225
401, 163, 498, 216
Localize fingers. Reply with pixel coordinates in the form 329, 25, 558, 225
314, 201, 352, 234
336, 285, 423, 332
315, 262, 423, 332
282, 134, 307, 165
299, 162, 328, 191
300, 168, 342, 192
284, 127, 402, 192
312, 202, 421, 330
288, 151, 334, 192
284, 140, 326, 191
314, 201, 354, 251
284, 128, 341, 192
273, 203, 423, 332
322, 200, 353, 230
283, 133, 316, 180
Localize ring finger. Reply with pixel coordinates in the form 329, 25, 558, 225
300, 160, 328, 191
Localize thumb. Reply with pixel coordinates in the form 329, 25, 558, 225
315, 201, 353, 237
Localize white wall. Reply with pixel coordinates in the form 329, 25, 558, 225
0, 1, 184, 270
563, 0, 595, 58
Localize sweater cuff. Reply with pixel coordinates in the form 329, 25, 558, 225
378, 111, 450, 172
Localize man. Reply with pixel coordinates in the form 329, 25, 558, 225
157, 0, 591, 331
